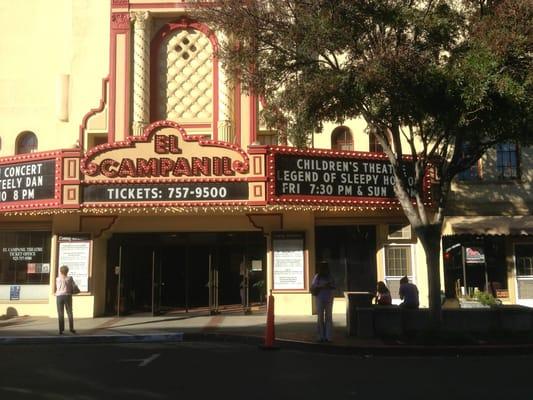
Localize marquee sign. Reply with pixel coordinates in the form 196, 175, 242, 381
0, 160, 55, 202
80, 121, 263, 206
268, 147, 430, 206
0, 153, 63, 212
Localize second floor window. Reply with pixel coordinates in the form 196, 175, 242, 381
457, 143, 481, 181
369, 131, 384, 153
496, 142, 519, 179
457, 162, 481, 181
16, 131, 38, 154
331, 126, 353, 151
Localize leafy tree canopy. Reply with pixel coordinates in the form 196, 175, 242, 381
197, 0, 532, 317
199, 0, 531, 220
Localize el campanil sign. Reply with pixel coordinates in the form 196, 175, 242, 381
80, 121, 253, 204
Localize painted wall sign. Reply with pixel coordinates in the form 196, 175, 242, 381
268, 148, 428, 206
80, 121, 265, 206
0, 160, 55, 203
2, 246, 45, 262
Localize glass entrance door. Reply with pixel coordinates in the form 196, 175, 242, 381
107, 232, 266, 315
152, 249, 162, 316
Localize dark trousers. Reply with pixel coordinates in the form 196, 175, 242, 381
56, 295, 74, 332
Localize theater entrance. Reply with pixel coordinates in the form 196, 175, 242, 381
105, 232, 266, 316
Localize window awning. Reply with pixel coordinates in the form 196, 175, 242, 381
449, 216, 533, 236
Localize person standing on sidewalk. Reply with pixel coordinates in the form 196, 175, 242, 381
55, 265, 78, 334
311, 261, 336, 343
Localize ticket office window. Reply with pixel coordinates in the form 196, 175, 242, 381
0, 231, 51, 284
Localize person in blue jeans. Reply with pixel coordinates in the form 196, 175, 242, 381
311, 261, 336, 342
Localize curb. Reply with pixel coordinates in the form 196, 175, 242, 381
0, 332, 184, 345
2, 331, 533, 356
184, 332, 533, 356
275, 339, 533, 356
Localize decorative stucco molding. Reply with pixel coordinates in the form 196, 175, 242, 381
130, 11, 151, 136
111, 13, 130, 30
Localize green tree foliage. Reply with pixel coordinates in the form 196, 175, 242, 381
197, 0, 532, 323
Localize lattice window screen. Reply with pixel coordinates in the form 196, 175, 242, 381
157, 29, 213, 121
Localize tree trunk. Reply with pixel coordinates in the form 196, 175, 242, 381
415, 224, 443, 329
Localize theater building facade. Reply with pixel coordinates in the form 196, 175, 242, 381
1, 1, 531, 318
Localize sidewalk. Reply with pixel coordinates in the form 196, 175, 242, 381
0, 312, 352, 344
2, 312, 533, 355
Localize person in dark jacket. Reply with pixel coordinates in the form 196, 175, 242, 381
399, 276, 419, 309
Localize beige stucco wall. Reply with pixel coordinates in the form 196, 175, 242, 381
0, 0, 109, 156
313, 118, 370, 151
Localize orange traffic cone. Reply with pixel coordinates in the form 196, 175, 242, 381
260, 289, 279, 350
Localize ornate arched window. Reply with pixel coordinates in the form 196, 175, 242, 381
16, 131, 38, 154
331, 126, 353, 151
151, 19, 219, 133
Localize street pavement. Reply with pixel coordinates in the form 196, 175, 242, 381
2, 309, 533, 355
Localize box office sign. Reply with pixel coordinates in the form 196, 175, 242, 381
0, 160, 55, 203
83, 182, 248, 202
80, 121, 257, 205
3, 246, 46, 262
269, 149, 428, 205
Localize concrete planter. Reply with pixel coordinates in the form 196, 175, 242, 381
349, 305, 533, 338
459, 299, 490, 308
498, 306, 533, 332
442, 309, 499, 333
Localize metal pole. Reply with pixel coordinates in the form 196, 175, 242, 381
484, 260, 489, 293
215, 269, 219, 311
185, 248, 189, 313
152, 250, 155, 316
208, 253, 212, 313
117, 246, 122, 317
461, 246, 467, 297
244, 254, 250, 314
